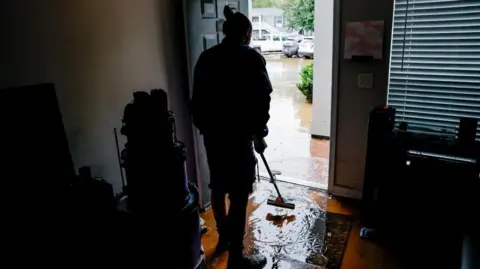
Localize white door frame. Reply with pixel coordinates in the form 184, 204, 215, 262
326, 0, 362, 199
184, 0, 360, 200
327, 0, 340, 196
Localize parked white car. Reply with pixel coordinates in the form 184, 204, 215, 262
298, 37, 314, 59
251, 34, 287, 53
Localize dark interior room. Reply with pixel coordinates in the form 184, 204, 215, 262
1, 0, 479, 268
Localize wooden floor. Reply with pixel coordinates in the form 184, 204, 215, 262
200, 181, 401, 269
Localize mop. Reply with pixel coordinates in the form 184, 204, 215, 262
254, 135, 296, 210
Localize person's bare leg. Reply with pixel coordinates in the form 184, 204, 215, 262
211, 189, 229, 253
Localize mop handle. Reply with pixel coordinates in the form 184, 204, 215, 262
259, 153, 284, 201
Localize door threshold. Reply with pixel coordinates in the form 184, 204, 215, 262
258, 172, 328, 191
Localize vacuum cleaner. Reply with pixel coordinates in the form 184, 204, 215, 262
254, 127, 296, 210
120, 90, 205, 269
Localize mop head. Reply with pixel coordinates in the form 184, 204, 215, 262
267, 196, 296, 210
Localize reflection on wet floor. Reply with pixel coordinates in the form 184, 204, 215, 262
201, 180, 354, 269
260, 54, 330, 188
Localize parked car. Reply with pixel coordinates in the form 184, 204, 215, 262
282, 37, 302, 57
298, 37, 314, 59
286, 34, 304, 43
251, 34, 287, 53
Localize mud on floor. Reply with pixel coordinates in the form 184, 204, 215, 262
202, 180, 353, 269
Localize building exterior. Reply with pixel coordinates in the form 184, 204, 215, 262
251, 7, 291, 39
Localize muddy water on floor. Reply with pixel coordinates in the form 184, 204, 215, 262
245, 182, 328, 268
260, 55, 329, 187
206, 181, 334, 269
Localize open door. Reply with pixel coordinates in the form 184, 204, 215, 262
185, 0, 249, 208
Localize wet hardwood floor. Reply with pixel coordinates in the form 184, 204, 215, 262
200, 181, 398, 269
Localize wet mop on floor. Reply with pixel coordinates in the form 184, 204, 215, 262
208, 181, 353, 269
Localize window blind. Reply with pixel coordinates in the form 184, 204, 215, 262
387, 0, 480, 139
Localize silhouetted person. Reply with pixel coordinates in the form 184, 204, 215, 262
191, 5, 272, 269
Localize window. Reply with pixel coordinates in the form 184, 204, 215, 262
261, 35, 270, 41
252, 30, 259, 40
273, 36, 280, 41
275, 16, 284, 27
387, 0, 480, 139
252, 16, 260, 23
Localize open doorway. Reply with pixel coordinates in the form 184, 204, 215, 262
251, 0, 333, 190
185, 0, 336, 206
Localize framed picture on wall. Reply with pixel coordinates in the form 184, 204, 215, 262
202, 0, 218, 18
344, 21, 385, 60
203, 34, 219, 51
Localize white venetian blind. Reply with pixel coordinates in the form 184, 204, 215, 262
387, 0, 480, 139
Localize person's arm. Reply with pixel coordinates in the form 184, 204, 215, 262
249, 51, 273, 136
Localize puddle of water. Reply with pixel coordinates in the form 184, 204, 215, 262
204, 180, 354, 269
245, 183, 324, 255
260, 55, 329, 187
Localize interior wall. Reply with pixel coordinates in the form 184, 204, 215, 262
333, 0, 394, 196
0, 0, 194, 193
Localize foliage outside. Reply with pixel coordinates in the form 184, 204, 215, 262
253, 0, 288, 8
297, 63, 313, 102
283, 0, 315, 31
253, 0, 315, 31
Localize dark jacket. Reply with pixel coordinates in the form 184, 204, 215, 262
191, 40, 272, 139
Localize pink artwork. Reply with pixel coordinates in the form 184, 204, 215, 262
344, 21, 384, 59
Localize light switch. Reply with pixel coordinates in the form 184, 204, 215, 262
357, 73, 374, 89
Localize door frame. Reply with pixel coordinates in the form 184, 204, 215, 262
327, 0, 341, 197
327, 0, 362, 199
182, 0, 206, 207
183, 0, 360, 201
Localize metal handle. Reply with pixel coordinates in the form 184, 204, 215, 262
259, 153, 283, 201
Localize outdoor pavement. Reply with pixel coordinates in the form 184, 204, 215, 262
260, 54, 329, 188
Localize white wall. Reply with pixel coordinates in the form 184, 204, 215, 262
0, 0, 194, 193
311, 0, 334, 138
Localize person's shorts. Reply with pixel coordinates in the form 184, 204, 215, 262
204, 136, 256, 194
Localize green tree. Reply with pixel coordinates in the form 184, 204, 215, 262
253, 0, 287, 8
253, 0, 275, 8
283, 0, 315, 31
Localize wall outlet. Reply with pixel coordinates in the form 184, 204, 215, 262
357, 73, 374, 89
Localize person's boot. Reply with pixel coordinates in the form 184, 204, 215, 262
215, 230, 249, 254
214, 232, 229, 254
227, 253, 267, 269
